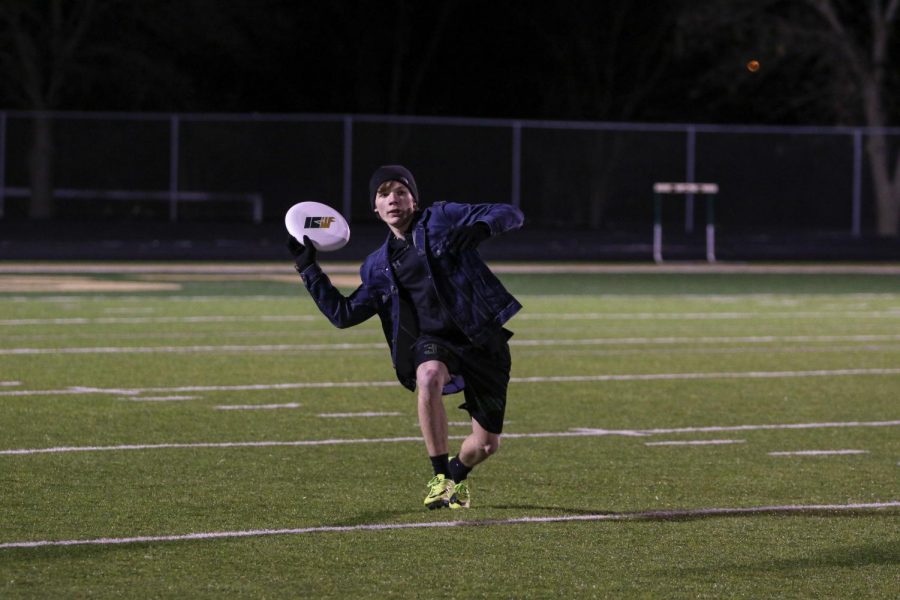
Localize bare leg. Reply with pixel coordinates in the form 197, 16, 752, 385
457, 417, 500, 469
416, 360, 450, 456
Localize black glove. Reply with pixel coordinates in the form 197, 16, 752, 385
286, 235, 318, 272
447, 222, 491, 252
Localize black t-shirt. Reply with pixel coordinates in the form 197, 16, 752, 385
388, 231, 465, 341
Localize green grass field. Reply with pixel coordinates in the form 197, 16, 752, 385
1, 263, 898, 598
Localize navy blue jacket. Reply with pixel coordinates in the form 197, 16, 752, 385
299, 201, 524, 390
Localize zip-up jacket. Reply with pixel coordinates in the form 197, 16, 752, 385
298, 201, 524, 390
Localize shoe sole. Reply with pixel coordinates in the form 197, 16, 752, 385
449, 484, 470, 509
425, 499, 448, 510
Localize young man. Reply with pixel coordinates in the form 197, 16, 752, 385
287, 164, 524, 509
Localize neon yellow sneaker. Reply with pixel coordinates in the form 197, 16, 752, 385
448, 480, 470, 509
423, 474, 453, 510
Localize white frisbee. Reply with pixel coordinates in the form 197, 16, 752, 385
284, 201, 350, 252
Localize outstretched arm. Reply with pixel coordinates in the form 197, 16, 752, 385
288, 235, 377, 328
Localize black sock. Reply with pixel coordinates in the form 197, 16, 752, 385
449, 455, 472, 483
430, 454, 450, 477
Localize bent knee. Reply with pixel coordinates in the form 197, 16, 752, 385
416, 361, 448, 390
482, 436, 501, 456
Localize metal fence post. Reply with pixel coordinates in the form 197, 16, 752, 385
852, 129, 862, 238
706, 192, 716, 263
169, 115, 180, 221
511, 121, 522, 209
653, 189, 663, 263
0, 112, 6, 219
684, 125, 696, 234
343, 116, 353, 221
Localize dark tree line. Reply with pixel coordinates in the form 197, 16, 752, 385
10, 0, 896, 123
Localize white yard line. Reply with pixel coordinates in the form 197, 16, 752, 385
1, 310, 899, 327
509, 368, 900, 384
571, 420, 900, 436
2, 261, 900, 275
0, 315, 318, 326
519, 311, 900, 321
1, 368, 899, 398
645, 440, 746, 446
514, 334, 900, 345
117, 396, 199, 402
0, 343, 383, 355
8, 293, 898, 305
214, 403, 301, 411
516, 344, 900, 361
0, 381, 21, 387
317, 411, 403, 418
0, 381, 397, 397
768, 450, 870, 456
3, 334, 900, 355
1, 501, 898, 550
0, 437, 427, 455
2, 420, 897, 456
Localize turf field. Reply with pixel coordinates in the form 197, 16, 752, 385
1, 262, 898, 598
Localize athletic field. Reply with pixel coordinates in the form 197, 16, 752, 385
1, 262, 898, 598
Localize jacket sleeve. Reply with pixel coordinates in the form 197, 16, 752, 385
437, 201, 524, 237
298, 263, 377, 328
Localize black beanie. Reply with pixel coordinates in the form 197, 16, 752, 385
369, 165, 419, 207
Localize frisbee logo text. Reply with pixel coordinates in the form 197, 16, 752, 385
304, 216, 336, 229
285, 201, 350, 252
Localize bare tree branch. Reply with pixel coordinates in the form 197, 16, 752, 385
807, 0, 869, 79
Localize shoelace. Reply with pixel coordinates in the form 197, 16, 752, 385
426, 475, 447, 496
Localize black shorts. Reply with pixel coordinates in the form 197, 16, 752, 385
413, 329, 512, 435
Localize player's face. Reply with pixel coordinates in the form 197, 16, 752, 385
374, 181, 417, 232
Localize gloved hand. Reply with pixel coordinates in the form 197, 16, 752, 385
286, 235, 318, 272
447, 222, 490, 252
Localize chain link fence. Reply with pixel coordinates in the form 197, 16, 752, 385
1, 111, 894, 236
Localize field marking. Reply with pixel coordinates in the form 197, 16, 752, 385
2, 368, 899, 398
768, 450, 870, 456
317, 411, 403, 418
117, 396, 199, 402
0, 381, 21, 387
0, 437, 426, 456
2, 310, 899, 328
0, 343, 383, 355
572, 420, 900, 436
515, 334, 900, 346
2, 420, 898, 456
517, 343, 900, 361
519, 311, 900, 321
1, 501, 898, 550
214, 403, 301, 411
0, 315, 319, 326
2, 261, 900, 274
7, 293, 899, 306
509, 368, 900, 385
644, 439, 746, 446
4, 334, 900, 355
0, 275, 181, 293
